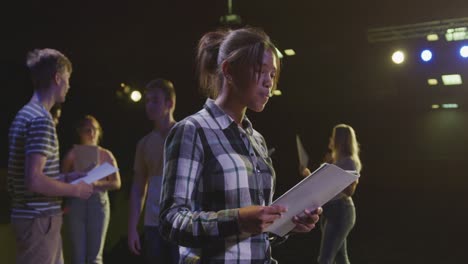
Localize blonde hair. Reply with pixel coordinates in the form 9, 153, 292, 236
76, 115, 103, 144
330, 124, 362, 172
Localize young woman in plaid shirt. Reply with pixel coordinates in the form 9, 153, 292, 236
159, 27, 322, 264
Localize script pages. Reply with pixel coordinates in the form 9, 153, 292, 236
265, 163, 359, 237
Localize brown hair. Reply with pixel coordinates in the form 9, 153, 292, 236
196, 27, 281, 98
145, 78, 176, 102
26, 48, 72, 91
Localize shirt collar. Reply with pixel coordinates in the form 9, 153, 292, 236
203, 98, 254, 135
30, 100, 52, 119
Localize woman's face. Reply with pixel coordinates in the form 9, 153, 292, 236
242, 49, 277, 112
79, 120, 100, 145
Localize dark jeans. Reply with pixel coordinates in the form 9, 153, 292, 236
143, 226, 179, 264
318, 197, 356, 264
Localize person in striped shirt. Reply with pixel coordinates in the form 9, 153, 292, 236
8, 48, 93, 264
159, 27, 322, 264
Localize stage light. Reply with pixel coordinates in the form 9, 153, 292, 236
441, 74, 462, 85
459, 45, 468, 58
446, 27, 468, 41
272, 90, 282, 96
427, 78, 438, 85
130, 90, 142, 102
431, 104, 440, 109
284, 49, 296, 56
442, 103, 459, 109
426, 34, 439, 41
391, 50, 405, 64
420, 49, 433, 62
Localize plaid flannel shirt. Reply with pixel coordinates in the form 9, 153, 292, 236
160, 99, 276, 264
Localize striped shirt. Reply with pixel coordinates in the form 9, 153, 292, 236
159, 99, 276, 264
8, 101, 62, 219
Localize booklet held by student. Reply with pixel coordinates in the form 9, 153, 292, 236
265, 163, 359, 237
70, 162, 118, 185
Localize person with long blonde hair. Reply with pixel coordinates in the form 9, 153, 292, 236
318, 124, 361, 264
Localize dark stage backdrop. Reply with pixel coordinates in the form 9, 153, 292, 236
2, 1, 468, 263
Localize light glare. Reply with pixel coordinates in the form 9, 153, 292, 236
445, 27, 468, 41
441, 74, 462, 85
460, 46, 468, 58
130, 90, 142, 102
427, 34, 439, 41
442, 103, 459, 109
272, 90, 282, 96
392, 51, 405, 64
420, 49, 433, 62
284, 49, 296, 56
427, 79, 438, 85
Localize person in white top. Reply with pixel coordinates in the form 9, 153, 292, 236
127, 78, 179, 263
62, 115, 121, 264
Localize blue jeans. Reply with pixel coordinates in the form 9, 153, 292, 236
318, 197, 356, 264
143, 226, 179, 264
65, 192, 110, 264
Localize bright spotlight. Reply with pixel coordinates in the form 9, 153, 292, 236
426, 34, 439, 41
427, 78, 438, 85
284, 49, 296, 56
130, 90, 142, 102
441, 74, 462, 85
392, 50, 405, 64
420, 49, 433, 62
460, 46, 468, 58
272, 90, 282, 96
442, 103, 459, 109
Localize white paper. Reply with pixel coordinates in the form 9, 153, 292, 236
265, 163, 359, 237
70, 162, 118, 185
296, 135, 309, 168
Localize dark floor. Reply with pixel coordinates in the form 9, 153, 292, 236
1, 158, 467, 263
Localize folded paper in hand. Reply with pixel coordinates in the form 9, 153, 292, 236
70, 162, 118, 185
265, 163, 359, 237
